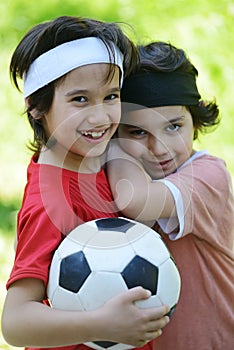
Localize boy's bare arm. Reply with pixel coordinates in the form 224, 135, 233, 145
107, 147, 176, 221
2, 278, 169, 348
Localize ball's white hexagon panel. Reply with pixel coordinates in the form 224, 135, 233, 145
84, 244, 135, 272
51, 286, 84, 311
157, 258, 181, 307
78, 271, 127, 310
131, 229, 170, 266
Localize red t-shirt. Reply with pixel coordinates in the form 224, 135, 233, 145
7, 157, 153, 350
7, 156, 119, 289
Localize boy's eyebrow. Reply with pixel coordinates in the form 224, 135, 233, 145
123, 116, 186, 128
167, 116, 185, 123
65, 89, 88, 97
65, 87, 120, 97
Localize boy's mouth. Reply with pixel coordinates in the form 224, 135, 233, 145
80, 129, 106, 139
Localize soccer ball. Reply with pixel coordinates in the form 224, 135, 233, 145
47, 217, 181, 350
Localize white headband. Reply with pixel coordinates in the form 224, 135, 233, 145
23, 37, 124, 98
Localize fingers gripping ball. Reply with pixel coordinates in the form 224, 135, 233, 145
47, 217, 181, 350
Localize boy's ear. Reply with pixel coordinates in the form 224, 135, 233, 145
25, 97, 44, 119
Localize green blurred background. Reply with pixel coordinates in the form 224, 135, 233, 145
0, 0, 233, 348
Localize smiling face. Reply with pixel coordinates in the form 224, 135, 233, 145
118, 105, 195, 179
39, 63, 121, 170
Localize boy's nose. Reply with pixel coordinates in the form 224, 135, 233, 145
149, 136, 168, 156
87, 104, 110, 126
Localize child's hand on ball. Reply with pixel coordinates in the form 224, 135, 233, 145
94, 286, 170, 347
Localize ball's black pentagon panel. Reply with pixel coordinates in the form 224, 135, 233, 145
59, 251, 91, 293
96, 217, 135, 233
167, 304, 176, 318
121, 255, 158, 295
93, 341, 117, 348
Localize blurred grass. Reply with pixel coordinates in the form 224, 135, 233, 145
0, 0, 233, 349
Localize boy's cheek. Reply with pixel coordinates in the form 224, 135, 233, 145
118, 140, 143, 158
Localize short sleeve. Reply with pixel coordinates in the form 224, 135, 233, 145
155, 155, 234, 246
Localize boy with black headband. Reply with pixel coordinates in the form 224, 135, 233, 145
108, 41, 234, 350
1, 20, 170, 350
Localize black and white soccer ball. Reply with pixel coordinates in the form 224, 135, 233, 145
47, 217, 181, 350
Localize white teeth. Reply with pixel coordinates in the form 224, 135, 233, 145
81, 130, 105, 138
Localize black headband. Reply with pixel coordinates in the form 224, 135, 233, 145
121, 70, 201, 109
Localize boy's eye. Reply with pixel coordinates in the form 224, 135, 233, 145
166, 124, 181, 132
105, 93, 120, 101
73, 96, 87, 103
129, 129, 147, 137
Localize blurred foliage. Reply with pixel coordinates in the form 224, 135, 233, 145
0, 201, 19, 234
0, 1, 233, 348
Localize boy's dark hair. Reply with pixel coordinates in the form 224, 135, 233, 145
135, 41, 220, 140
10, 16, 139, 153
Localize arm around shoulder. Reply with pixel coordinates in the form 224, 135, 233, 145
107, 149, 176, 221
